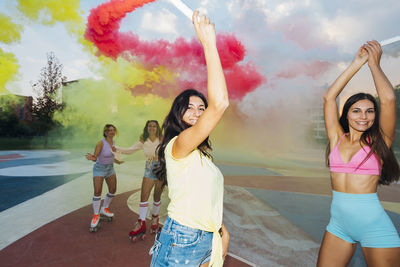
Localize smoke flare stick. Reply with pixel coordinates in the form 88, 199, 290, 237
166, 0, 194, 21
379, 36, 400, 46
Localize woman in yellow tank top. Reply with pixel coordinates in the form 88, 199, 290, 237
150, 11, 229, 267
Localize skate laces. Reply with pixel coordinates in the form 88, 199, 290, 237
92, 214, 100, 223
136, 220, 145, 229
151, 214, 159, 226
103, 208, 111, 213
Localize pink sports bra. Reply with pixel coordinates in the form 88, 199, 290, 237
329, 134, 381, 175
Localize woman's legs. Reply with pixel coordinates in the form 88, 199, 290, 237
92, 176, 104, 214
130, 177, 155, 235
317, 231, 356, 267
90, 176, 104, 230
362, 247, 400, 267
101, 174, 117, 217
151, 179, 163, 230
104, 173, 117, 194
141, 177, 155, 202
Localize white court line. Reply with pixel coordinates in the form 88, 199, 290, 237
228, 252, 258, 266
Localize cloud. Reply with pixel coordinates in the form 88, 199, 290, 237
141, 9, 178, 35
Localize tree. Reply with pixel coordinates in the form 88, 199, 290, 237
0, 95, 34, 137
32, 52, 65, 135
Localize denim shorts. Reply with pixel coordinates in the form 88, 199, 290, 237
93, 162, 115, 178
144, 160, 158, 180
149, 216, 213, 266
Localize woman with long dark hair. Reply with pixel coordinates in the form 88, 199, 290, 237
149, 11, 230, 267
318, 41, 400, 266
116, 120, 163, 240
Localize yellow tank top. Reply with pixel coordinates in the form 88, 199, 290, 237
165, 136, 224, 266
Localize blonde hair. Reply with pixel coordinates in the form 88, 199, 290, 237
103, 124, 118, 137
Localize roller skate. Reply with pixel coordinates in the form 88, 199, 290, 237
89, 214, 100, 232
150, 214, 159, 234
100, 207, 114, 222
129, 219, 146, 242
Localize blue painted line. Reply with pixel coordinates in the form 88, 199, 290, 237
0, 156, 68, 169
0, 172, 88, 212
0, 151, 85, 169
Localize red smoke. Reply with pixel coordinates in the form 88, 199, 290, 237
85, 0, 265, 99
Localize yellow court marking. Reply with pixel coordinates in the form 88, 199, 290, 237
381, 201, 400, 215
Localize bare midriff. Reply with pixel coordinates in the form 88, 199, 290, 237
331, 172, 379, 193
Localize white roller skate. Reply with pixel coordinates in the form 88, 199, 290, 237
89, 214, 100, 232
100, 207, 114, 222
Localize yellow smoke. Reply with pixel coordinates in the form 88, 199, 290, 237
0, 13, 22, 44
0, 13, 22, 93
16, 0, 95, 54
53, 77, 171, 148
0, 50, 19, 93
16, 0, 82, 25
16, 0, 84, 39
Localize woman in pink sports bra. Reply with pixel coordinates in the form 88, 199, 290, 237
318, 40, 400, 267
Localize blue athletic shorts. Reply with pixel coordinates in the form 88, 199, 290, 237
93, 162, 115, 178
326, 190, 400, 248
149, 216, 213, 266
144, 160, 158, 180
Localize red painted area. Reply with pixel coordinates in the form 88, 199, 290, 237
0, 190, 250, 267
0, 154, 24, 162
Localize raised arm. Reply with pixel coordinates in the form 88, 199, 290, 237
173, 11, 229, 158
86, 141, 103, 162
324, 46, 368, 145
116, 141, 143, 155
364, 40, 396, 147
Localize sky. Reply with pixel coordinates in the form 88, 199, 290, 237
1, 0, 399, 97
0, 0, 399, 155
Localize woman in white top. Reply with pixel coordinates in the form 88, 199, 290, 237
116, 120, 163, 240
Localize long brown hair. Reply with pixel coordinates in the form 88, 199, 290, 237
154, 89, 212, 188
140, 120, 161, 142
326, 93, 399, 185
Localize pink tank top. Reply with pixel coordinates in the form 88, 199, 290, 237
329, 134, 381, 175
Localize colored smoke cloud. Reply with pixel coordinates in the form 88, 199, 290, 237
85, 0, 265, 99
16, 0, 82, 27
53, 78, 171, 147
276, 60, 333, 80
0, 13, 22, 93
